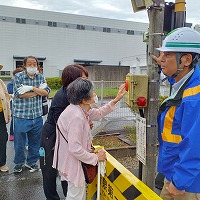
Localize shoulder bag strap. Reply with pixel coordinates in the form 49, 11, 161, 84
55, 123, 68, 169
57, 124, 68, 143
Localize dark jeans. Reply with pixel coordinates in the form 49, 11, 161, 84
0, 112, 8, 167
14, 116, 43, 165
40, 122, 67, 200
9, 115, 14, 136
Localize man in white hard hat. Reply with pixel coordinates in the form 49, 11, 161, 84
155, 27, 200, 200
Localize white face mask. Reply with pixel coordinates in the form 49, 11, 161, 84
27, 67, 37, 75
93, 95, 98, 104
89, 95, 99, 109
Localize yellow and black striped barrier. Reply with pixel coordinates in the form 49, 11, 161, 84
87, 150, 162, 200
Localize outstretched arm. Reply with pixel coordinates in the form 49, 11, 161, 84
89, 83, 127, 121
111, 83, 127, 104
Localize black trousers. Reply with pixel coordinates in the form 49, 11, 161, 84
0, 112, 8, 167
40, 122, 67, 200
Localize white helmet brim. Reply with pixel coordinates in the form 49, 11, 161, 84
156, 46, 200, 54
157, 27, 200, 55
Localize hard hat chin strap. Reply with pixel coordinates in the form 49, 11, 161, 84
191, 54, 200, 68
173, 53, 184, 78
161, 53, 182, 83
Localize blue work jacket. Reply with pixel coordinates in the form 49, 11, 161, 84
157, 65, 200, 193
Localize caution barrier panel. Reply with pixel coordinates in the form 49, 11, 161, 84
87, 150, 162, 200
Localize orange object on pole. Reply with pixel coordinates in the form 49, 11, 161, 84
175, 0, 186, 12
174, 0, 186, 28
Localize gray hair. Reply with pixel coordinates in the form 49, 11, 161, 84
67, 77, 93, 105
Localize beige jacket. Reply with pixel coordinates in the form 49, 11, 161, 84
0, 79, 10, 123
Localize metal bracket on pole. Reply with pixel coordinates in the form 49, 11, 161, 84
147, 143, 158, 147
149, 79, 160, 83
146, 124, 157, 128
149, 98, 160, 102
147, 32, 165, 36
146, 153, 158, 157
147, 4, 164, 11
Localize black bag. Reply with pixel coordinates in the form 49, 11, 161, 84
42, 96, 48, 116
81, 162, 98, 184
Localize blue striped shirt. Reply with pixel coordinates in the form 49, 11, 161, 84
13, 71, 51, 119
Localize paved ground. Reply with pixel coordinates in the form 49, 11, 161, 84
0, 141, 161, 200
0, 141, 65, 200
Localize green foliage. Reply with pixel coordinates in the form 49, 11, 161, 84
124, 126, 136, 144
160, 95, 168, 105
49, 89, 58, 98
46, 77, 62, 90
0, 76, 12, 81
94, 88, 118, 98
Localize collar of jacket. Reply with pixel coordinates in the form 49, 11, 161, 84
158, 66, 198, 114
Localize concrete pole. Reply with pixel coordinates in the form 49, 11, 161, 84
142, 0, 165, 189
174, 0, 186, 28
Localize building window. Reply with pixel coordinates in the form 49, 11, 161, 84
38, 62, 44, 73
127, 30, 134, 35
21, 18, 26, 24
136, 31, 143, 35
0, 71, 11, 76
77, 24, 85, 30
103, 27, 111, 33
16, 18, 26, 24
48, 21, 57, 27
16, 61, 23, 69
53, 22, 57, 27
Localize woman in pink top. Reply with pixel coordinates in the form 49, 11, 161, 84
53, 77, 127, 200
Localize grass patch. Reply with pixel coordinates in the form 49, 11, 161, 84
124, 126, 136, 144
94, 88, 118, 98
93, 126, 137, 148
48, 89, 58, 98
93, 136, 128, 148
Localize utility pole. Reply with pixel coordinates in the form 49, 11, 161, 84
142, 0, 165, 189
174, 0, 186, 28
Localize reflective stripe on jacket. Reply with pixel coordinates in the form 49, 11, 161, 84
158, 65, 200, 193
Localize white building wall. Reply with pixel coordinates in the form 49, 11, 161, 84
0, 5, 148, 78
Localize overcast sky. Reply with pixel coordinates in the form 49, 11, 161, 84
0, 0, 199, 25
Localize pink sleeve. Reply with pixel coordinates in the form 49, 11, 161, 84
89, 101, 117, 121
67, 116, 98, 166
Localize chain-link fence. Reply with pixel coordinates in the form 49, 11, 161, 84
92, 80, 136, 136
91, 80, 170, 135
46, 80, 170, 136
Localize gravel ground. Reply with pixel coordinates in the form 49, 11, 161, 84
116, 156, 139, 171
116, 156, 161, 196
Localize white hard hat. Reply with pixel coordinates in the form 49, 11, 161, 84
157, 27, 200, 54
